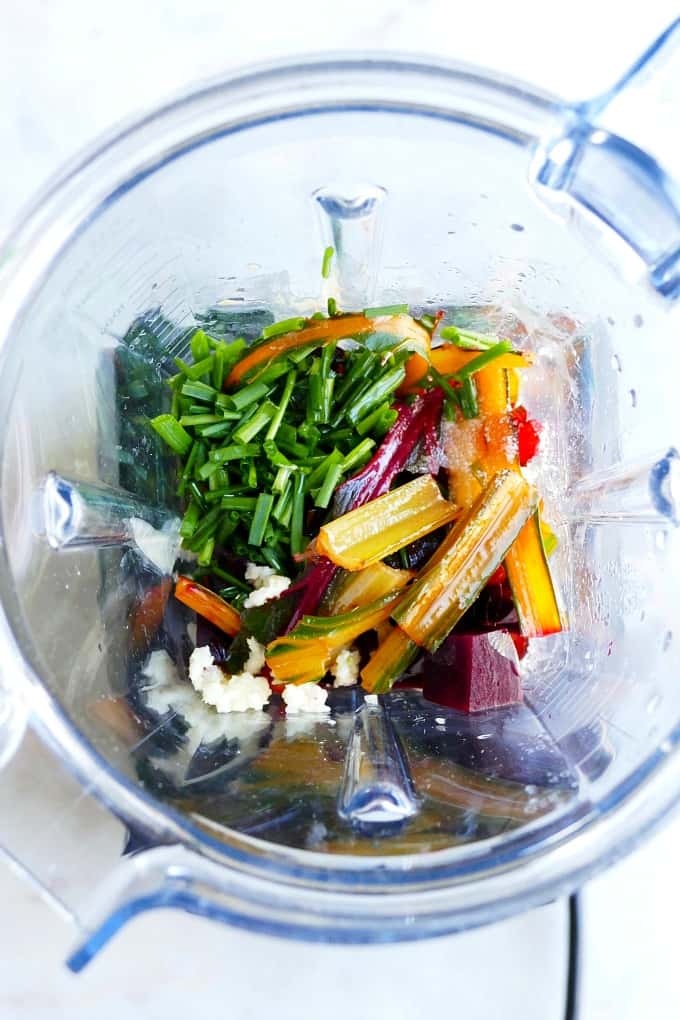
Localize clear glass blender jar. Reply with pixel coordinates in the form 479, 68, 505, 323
0, 21, 679, 970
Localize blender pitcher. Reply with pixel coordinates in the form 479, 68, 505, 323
0, 20, 679, 971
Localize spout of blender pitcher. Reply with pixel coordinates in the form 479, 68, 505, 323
531, 18, 680, 300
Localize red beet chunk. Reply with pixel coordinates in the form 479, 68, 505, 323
422, 631, 522, 713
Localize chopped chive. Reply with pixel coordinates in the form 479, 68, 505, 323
364, 303, 409, 318
178, 439, 203, 492
181, 379, 217, 402
266, 370, 296, 440
340, 437, 375, 474
298, 422, 320, 447
334, 349, 377, 405
261, 317, 306, 340
251, 360, 291, 386
178, 413, 223, 426
216, 511, 240, 545
323, 427, 353, 443
277, 438, 310, 460
226, 380, 269, 411
179, 500, 201, 539
208, 467, 229, 491
305, 448, 342, 490
232, 401, 277, 444
210, 565, 250, 592
459, 376, 479, 419
272, 465, 292, 494
310, 311, 326, 321
185, 506, 222, 549
197, 459, 222, 481
453, 340, 513, 379
209, 443, 260, 464
212, 346, 225, 389
167, 372, 186, 391
248, 493, 274, 546
262, 546, 287, 573
277, 422, 298, 445
306, 359, 323, 424
246, 461, 258, 489
428, 363, 461, 415
272, 484, 293, 523
290, 473, 306, 555
321, 245, 334, 279
345, 361, 406, 426
204, 485, 253, 503
197, 420, 233, 439
191, 329, 211, 362
183, 355, 213, 381
287, 343, 318, 365
221, 338, 247, 372
150, 414, 192, 455
440, 325, 498, 350
173, 357, 193, 376
327, 297, 338, 317
188, 481, 206, 508
356, 401, 391, 436
315, 462, 343, 509
197, 536, 215, 566
220, 496, 258, 511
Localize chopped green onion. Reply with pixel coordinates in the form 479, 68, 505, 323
204, 484, 253, 503
221, 338, 247, 373
183, 355, 213, 381
290, 473, 306, 555
459, 376, 479, 419
226, 380, 269, 411
190, 329, 211, 362
212, 346, 225, 389
232, 401, 277, 444
305, 448, 343, 490
179, 500, 201, 539
273, 484, 293, 524
327, 297, 338, 317
273, 465, 292, 494
220, 496, 258, 511
188, 481, 206, 508
248, 493, 274, 546
178, 413, 223, 426
150, 414, 192, 455
427, 364, 461, 416
245, 461, 258, 489
262, 546, 287, 573
211, 565, 250, 592
345, 360, 406, 426
306, 359, 323, 424
198, 420, 233, 439
266, 370, 296, 441
364, 303, 409, 318
315, 462, 344, 509
216, 512, 240, 545
321, 246, 334, 279
287, 343, 318, 365
208, 442, 260, 464
197, 536, 215, 566
440, 326, 498, 350
356, 401, 391, 436
340, 437, 375, 474
208, 467, 229, 491
261, 317, 306, 340
181, 379, 217, 402
251, 360, 291, 386
453, 340, 513, 380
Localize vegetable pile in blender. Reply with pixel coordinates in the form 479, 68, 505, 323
151, 262, 564, 716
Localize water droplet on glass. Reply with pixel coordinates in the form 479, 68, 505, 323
647, 694, 662, 714
510, 223, 525, 232
611, 353, 622, 372
629, 388, 637, 408
607, 316, 615, 326
663, 631, 673, 652
633, 313, 644, 328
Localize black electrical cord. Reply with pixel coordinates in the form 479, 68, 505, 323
564, 893, 581, 1020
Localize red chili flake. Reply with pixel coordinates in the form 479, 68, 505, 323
511, 405, 542, 466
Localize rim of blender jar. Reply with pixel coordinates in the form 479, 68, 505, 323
1, 54, 680, 932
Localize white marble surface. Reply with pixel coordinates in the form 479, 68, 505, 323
2, 2, 680, 1017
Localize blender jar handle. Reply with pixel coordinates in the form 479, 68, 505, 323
532, 17, 680, 300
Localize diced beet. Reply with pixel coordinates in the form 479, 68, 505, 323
422, 631, 521, 712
